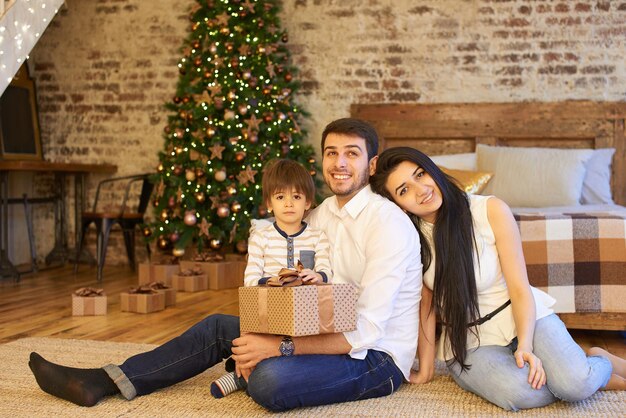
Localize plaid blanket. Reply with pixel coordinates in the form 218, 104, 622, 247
515, 212, 626, 313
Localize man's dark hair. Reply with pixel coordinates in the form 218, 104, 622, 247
321, 118, 379, 160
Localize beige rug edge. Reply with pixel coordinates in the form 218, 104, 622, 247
0, 337, 623, 418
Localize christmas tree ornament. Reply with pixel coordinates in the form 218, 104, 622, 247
214, 97, 224, 109
235, 151, 246, 162
236, 239, 248, 253
160, 209, 169, 221
227, 184, 237, 195
185, 169, 196, 181
184, 211, 198, 226
173, 96, 181, 104
195, 167, 205, 178
142, 227, 152, 237
209, 43, 217, 54
214, 169, 227, 182
258, 205, 268, 217
172, 247, 186, 257
168, 196, 176, 208
206, 127, 216, 137
194, 57, 202, 67
173, 165, 183, 176
170, 231, 180, 243
284, 72, 293, 82
157, 163, 164, 173
195, 191, 206, 203
227, 91, 236, 101
281, 34, 288, 43
308, 157, 316, 164
263, 113, 273, 123
238, 104, 248, 114
225, 41, 233, 50
248, 132, 258, 144
242, 70, 252, 80
217, 204, 230, 218
224, 110, 236, 120
309, 170, 316, 176
229, 136, 239, 145
198, 218, 211, 237
192, 40, 200, 49
209, 238, 223, 250
175, 146, 184, 154
158, 237, 169, 250
231, 201, 242, 213
209, 144, 226, 159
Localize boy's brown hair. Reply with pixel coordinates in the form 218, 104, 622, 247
262, 159, 316, 206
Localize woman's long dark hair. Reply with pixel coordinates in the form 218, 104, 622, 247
370, 147, 480, 370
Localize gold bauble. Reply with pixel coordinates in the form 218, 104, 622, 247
185, 169, 196, 181
235, 151, 246, 162
214, 170, 227, 182
184, 211, 197, 226
172, 247, 185, 257
195, 168, 205, 178
216, 204, 230, 218
142, 227, 152, 237
226, 185, 237, 195
160, 209, 169, 221
157, 163, 164, 173
195, 191, 206, 203
231, 201, 242, 213
158, 238, 169, 250
209, 238, 223, 250
206, 127, 216, 137
235, 240, 248, 254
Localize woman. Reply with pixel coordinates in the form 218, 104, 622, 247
370, 146, 626, 411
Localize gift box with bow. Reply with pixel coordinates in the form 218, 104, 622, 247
172, 267, 209, 292
146, 281, 176, 307
72, 287, 107, 316
120, 285, 166, 313
239, 266, 357, 337
138, 256, 180, 286
180, 251, 245, 290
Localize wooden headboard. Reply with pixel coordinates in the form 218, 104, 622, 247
351, 102, 626, 206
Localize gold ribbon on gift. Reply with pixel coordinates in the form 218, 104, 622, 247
147, 281, 170, 290
266, 261, 306, 287
128, 285, 159, 294
74, 287, 105, 297
178, 266, 204, 276
193, 251, 224, 262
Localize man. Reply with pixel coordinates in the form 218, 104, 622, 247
28, 118, 422, 411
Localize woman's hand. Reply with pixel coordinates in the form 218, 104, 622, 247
409, 367, 434, 385
514, 348, 546, 389
299, 269, 322, 283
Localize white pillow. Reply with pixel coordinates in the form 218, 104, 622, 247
581, 148, 615, 204
429, 153, 477, 171
476, 144, 594, 207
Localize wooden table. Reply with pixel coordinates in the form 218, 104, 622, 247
0, 160, 117, 280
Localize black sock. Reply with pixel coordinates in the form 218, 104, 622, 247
28, 352, 120, 407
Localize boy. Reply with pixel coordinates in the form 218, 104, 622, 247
211, 159, 332, 398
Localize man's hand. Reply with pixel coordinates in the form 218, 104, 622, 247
514, 348, 546, 389
232, 333, 282, 370
299, 269, 322, 283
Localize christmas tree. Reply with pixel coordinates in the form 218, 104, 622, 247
147, 0, 320, 257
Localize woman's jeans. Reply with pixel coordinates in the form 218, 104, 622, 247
103, 314, 404, 411
447, 313, 612, 411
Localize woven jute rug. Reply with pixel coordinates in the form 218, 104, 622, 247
1, 337, 623, 417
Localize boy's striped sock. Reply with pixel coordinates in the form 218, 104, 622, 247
210, 372, 244, 399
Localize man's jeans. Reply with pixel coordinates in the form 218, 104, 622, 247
103, 314, 404, 411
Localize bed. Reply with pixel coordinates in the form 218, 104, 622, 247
352, 102, 626, 331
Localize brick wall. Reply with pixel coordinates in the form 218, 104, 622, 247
20, 0, 626, 267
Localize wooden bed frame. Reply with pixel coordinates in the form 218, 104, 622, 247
352, 101, 626, 331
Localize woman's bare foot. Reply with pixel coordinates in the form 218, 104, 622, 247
587, 347, 626, 378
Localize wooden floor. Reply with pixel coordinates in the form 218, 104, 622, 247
0, 265, 624, 358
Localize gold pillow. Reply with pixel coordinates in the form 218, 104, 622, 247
440, 167, 494, 194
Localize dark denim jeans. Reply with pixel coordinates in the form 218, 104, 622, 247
105, 314, 404, 412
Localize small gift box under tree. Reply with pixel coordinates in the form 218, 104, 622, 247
120, 285, 166, 313
146, 281, 176, 307
72, 287, 107, 316
180, 251, 245, 290
138, 256, 180, 286
172, 267, 208, 292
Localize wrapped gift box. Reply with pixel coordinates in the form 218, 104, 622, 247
146, 281, 176, 307
179, 260, 245, 290
239, 283, 357, 337
172, 269, 209, 292
120, 288, 165, 313
72, 288, 107, 316
138, 259, 180, 286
